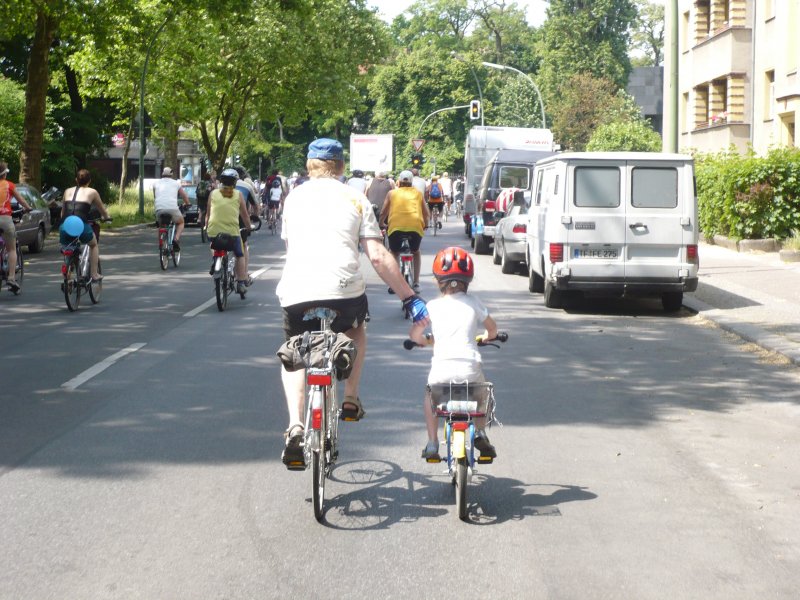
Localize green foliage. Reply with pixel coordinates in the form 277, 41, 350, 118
107, 183, 155, 226
630, 0, 664, 67
695, 147, 800, 240
586, 120, 662, 151
0, 76, 25, 174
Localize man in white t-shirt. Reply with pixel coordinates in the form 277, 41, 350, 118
277, 138, 430, 469
439, 171, 453, 214
152, 167, 190, 249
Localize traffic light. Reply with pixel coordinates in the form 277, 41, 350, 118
470, 99, 481, 121
411, 152, 425, 167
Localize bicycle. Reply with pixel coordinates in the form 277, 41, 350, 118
266, 203, 280, 235
289, 307, 347, 522
0, 209, 24, 295
198, 207, 209, 244
209, 230, 247, 311
61, 217, 111, 311
404, 332, 508, 521
157, 212, 181, 270
430, 204, 443, 236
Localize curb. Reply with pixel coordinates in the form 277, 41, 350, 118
683, 295, 800, 366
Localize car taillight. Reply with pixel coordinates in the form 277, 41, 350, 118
687, 244, 698, 262
549, 243, 564, 263
484, 200, 496, 211
512, 223, 527, 234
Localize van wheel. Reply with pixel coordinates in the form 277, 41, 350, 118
474, 235, 490, 255
500, 247, 516, 274
528, 261, 544, 293
662, 292, 683, 312
543, 279, 562, 308
493, 239, 502, 265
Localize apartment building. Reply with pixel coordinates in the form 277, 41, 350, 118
676, 0, 799, 153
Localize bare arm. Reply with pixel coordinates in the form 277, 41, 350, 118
91, 190, 111, 220
478, 314, 498, 342
409, 320, 430, 346
238, 194, 252, 229
361, 237, 416, 300
12, 188, 31, 211
179, 188, 190, 206
421, 197, 430, 225
378, 193, 391, 227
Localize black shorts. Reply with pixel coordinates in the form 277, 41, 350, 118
428, 201, 443, 213
282, 294, 369, 340
388, 231, 422, 253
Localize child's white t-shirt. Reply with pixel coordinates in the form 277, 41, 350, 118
426, 291, 489, 384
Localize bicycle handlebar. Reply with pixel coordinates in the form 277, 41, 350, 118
404, 331, 508, 349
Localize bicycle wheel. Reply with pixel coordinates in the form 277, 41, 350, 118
215, 257, 228, 311
88, 259, 102, 304
172, 245, 181, 268
312, 389, 329, 522
403, 260, 413, 288
14, 242, 23, 288
159, 231, 168, 270
455, 458, 468, 521
64, 255, 81, 311
250, 214, 262, 231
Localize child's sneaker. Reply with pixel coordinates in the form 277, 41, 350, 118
421, 440, 441, 463
474, 430, 497, 460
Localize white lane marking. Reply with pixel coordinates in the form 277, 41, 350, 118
61, 343, 147, 391
183, 265, 273, 318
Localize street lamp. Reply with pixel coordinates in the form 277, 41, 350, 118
138, 14, 172, 216
451, 51, 484, 126
481, 61, 546, 128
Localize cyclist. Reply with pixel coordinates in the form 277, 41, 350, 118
234, 166, 260, 220
267, 177, 283, 227
439, 171, 453, 215
0, 161, 32, 293
278, 138, 429, 469
346, 169, 367, 194
378, 170, 428, 292
195, 172, 213, 229
60, 168, 111, 283
206, 168, 253, 294
426, 174, 445, 229
408, 246, 498, 462
152, 167, 190, 251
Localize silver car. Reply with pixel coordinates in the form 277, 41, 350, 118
13, 184, 52, 253
492, 201, 528, 274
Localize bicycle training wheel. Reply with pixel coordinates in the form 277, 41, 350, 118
88, 259, 102, 304
159, 232, 169, 270
64, 256, 81, 311
455, 458, 468, 521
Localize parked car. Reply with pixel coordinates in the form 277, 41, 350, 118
41, 186, 61, 227
11, 183, 52, 253
180, 184, 200, 226
492, 191, 529, 274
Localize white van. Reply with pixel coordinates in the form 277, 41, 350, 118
525, 152, 699, 311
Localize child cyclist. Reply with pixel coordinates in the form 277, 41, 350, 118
409, 246, 498, 462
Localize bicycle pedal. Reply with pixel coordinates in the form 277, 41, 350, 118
477, 456, 494, 464
285, 462, 306, 471
426, 457, 442, 464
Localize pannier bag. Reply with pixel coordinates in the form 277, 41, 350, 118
277, 332, 357, 381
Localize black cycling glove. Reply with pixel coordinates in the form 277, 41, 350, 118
402, 294, 429, 322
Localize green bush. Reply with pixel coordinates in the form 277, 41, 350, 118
586, 120, 662, 152
695, 147, 800, 240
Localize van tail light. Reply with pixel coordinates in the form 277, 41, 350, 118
484, 200, 496, 211
549, 243, 564, 263
512, 223, 527, 234
687, 244, 698, 262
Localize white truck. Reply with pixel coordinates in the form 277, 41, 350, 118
463, 126, 554, 235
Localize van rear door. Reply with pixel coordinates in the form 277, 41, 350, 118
566, 161, 626, 283
624, 160, 684, 283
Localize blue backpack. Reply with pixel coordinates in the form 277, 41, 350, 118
429, 183, 442, 199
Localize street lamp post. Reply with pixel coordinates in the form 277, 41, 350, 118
138, 14, 172, 216
481, 61, 546, 128
451, 52, 484, 126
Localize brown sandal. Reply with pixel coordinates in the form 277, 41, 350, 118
340, 396, 365, 422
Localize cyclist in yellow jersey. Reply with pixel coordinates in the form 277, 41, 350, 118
206, 168, 253, 293
379, 170, 429, 292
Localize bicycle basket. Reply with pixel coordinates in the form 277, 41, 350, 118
427, 381, 493, 417
210, 232, 236, 251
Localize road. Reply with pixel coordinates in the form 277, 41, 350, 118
1, 217, 799, 599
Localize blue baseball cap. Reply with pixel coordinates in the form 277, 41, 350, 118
307, 138, 344, 161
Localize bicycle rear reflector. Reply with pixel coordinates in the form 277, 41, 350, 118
312, 407, 322, 430
307, 373, 332, 386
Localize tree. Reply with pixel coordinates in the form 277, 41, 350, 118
630, 0, 664, 67
586, 120, 662, 151
548, 73, 624, 151
0, 76, 25, 175
470, 0, 532, 65
536, 0, 637, 108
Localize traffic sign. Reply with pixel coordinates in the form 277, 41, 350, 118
411, 139, 425, 151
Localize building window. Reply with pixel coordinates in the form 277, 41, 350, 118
765, 70, 775, 121
681, 92, 689, 133
682, 11, 690, 50
695, 0, 711, 42
694, 86, 709, 129
764, 0, 774, 20
781, 114, 796, 147
710, 79, 728, 124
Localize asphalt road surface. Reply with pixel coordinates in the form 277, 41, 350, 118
1, 217, 799, 599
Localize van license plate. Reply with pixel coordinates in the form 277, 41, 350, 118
574, 248, 618, 259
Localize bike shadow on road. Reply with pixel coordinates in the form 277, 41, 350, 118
313, 459, 597, 529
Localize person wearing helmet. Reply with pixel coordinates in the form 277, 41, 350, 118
277, 138, 430, 469
206, 168, 253, 294
426, 174, 444, 229
378, 169, 429, 292
409, 246, 499, 462
59, 168, 111, 285
152, 167, 190, 251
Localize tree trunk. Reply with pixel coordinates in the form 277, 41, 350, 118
119, 109, 136, 202
164, 121, 179, 176
19, 9, 58, 188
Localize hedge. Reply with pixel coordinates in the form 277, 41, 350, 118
695, 147, 800, 240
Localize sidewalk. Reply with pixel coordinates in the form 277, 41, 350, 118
684, 242, 800, 366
